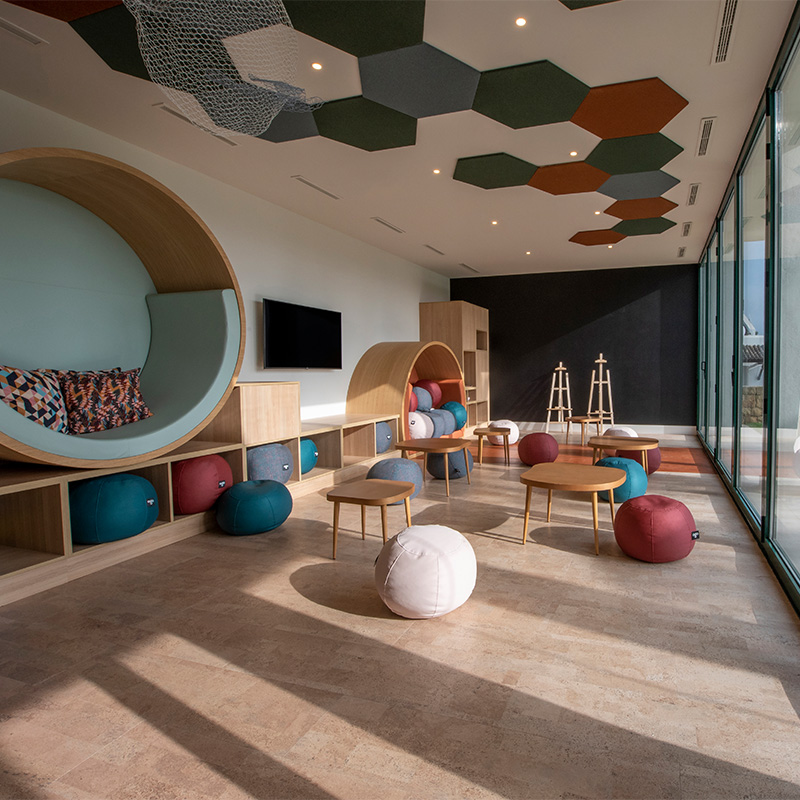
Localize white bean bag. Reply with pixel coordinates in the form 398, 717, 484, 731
408, 411, 434, 439
487, 419, 520, 445
375, 525, 477, 619
603, 426, 638, 438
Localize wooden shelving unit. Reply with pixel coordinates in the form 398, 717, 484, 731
0, 382, 399, 606
419, 301, 490, 430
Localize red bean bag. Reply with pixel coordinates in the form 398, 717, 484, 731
518, 432, 559, 466
172, 454, 233, 515
614, 494, 698, 563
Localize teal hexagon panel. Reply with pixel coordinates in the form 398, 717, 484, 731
586, 134, 683, 174
612, 218, 677, 236
473, 61, 590, 129
284, 0, 425, 58
313, 96, 417, 151
453, 153, 538, 189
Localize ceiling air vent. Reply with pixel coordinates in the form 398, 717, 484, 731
677, 247, 687, 258
291, 175, 340, 200
697, 117, 716, 156
0, 16, 48, 45
712, 0, 738, 64
459, 263, 480, 274
682, 222, 692, 237
371, 217, 405, 234
687, 183, 701, 206
424, 244, 445, 255
154, 103, 238, 145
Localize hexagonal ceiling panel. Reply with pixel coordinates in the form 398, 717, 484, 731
572, 78, 689, 139
598, 171, 681, 200
453, 153, 537, 189
605, 197, 679, 219
613, 217, 677, 236
586, 133, 683, 174
529, 161, 610, 195
360, 43, 480, 119
569, 229, 627, 246
313, 96, 417, 151
473, 61, 590, 129
559, 0, 621, 9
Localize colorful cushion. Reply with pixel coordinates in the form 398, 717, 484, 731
60, 368, 152, 434
0, 365, 68, 432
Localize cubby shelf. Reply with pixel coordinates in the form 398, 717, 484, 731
0, 382, 399, 606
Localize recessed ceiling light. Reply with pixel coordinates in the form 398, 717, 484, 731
526, 251, 531, 255
516, 17, 527, 26
491, 220, 498, 225
608, 245, 613, 249
594, 210, 601, 215
432, 168, 440, 174
570, 151, 578, 157
311, 62, 322, 70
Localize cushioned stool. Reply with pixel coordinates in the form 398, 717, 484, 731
375, 524, 477, 618
375, 421, 394, 453
172, 454, 233, 514
595, 456, 647, 502
614, 494, 699, 563
70, 473, 159, 545
518, 432, 559, 466
247, 442, 294, 483
216, 480, 293, 535
367, 457, 423, 502
300, 438, 318, 474
617, 446, 662, 475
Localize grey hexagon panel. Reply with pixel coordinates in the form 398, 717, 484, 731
359, 43, 480, 119
258, 109, 320, 143
597, 171, 681, 200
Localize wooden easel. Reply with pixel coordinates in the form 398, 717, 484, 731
587, 353, 614, 427
545, 362, 572, 432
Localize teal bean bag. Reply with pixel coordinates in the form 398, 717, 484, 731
596, 456, 647, 502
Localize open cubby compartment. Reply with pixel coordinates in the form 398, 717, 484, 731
0, 483, 68, 575
246, 438, 301, 484
124, 463, 172, 523
342, 424, 378, 465
463, 350, 477, 388
475, 401, 489, 426
476, 330, 488, 351
299, 426, 343, 474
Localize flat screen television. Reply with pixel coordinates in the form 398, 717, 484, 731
263, 298, 342, 369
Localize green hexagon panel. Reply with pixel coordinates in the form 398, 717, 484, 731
313, 96, 417, 151
473, 61, 590, 129
559, 0, 621, 8
453, 153, 537, 189
284, 0, 425, 58
612, 218, 677, 236
586, 133, 683, 175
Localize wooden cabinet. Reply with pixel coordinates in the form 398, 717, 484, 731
0, 382, 398, 606
420, 301, 490, 429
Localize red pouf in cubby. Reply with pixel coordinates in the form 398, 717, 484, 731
413, 379, 442, 408
617, 446, 662, 474
614, 494, 698, 563
172, 454, 233, 515
518, 432, 559, 466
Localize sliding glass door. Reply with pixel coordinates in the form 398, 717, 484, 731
718, 200, 736, 477
706, 235, 719, 454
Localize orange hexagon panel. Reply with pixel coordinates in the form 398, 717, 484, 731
571, 78, 688, 139
528, 162, 610, 195
569, 229, 627, 246
605, 197, 679, 220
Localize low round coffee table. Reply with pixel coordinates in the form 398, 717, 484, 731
519, 462, 626, 555
473, 426, 511, 466
395, 438, 472, 497
588, 435, 660, 473
326, 479, 415, 559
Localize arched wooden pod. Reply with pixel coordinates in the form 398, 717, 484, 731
346, 341, 465, 439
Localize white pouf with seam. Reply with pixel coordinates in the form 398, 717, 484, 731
375, 524, 477, 619
487, 419, 520, 445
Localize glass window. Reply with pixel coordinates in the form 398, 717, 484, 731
707, 235, 719, 454
719, 199, 737, 477
698, 258, 708, 439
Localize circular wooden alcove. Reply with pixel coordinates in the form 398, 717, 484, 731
346, 341, 466, 440
0, 147, 245, 468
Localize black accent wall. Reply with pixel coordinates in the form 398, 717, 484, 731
451, 263, 699, 426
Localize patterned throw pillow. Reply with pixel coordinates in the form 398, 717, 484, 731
0, 365, 69, 432
60, 368, 153, 435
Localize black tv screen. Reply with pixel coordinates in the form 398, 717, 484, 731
263, 298, 342, 369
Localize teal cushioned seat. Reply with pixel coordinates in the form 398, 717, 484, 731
596, 456, 647, 502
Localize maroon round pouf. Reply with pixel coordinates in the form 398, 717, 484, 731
172, 454, 234, 515
413, 379, 442, 408
617, 446, 662, 474
518, 432, 559, 466
614, 495, 698, 563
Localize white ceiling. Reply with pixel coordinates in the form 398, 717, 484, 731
0, 0, 795, 278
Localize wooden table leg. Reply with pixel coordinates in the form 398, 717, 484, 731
332, 501, 340, 560
360, 504, 366, 539
643, 450, 649, 474
503, 435, 510, 466
592, 446, 599, 464
546, 489, 553, 522
591, 491, 599, 556
522, 485, 532, 544
464, 447, 472, 484
566, 420, 572, 444
444, 453, 450, 497
477, 435, 484, 465
608, 487, 616, 523
380, 504, 388, 544
404, 496, 411, 527
580, 421, 587, 447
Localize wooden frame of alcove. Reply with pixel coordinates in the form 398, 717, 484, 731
346, 341, 466, 440
0, 147, 246, 468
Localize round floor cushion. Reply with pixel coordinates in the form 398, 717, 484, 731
427, 448, 473, 480
595, 456, 647, 502
375, 421, 394, 453
614, 494, 699, 563
367, 457, 423, 502
617, 446, 662, 474
70, 473, 159, 545
375, 524, 477, 618
488, 419, 520, 445
518, 432, 559, 466
216, 480, 293, 535
247, 442, 294, 483
171, 454, 233, 514
441, 400, 467, 430
408, 411, 434, 439
300, 438, 318, 474
413, 379, 442, 408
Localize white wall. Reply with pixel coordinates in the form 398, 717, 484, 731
0, 90, 450, 418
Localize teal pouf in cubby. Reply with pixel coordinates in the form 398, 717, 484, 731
441, 401, 467, 430
70, 473, 158, 545
376, 421, 393, 453
595, 456, 647, 502
216, 480, 293, 535
367, 457, 423, 502
247, 442, 294, 484
300, 438, 318, 474
427, 449, 474, 480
